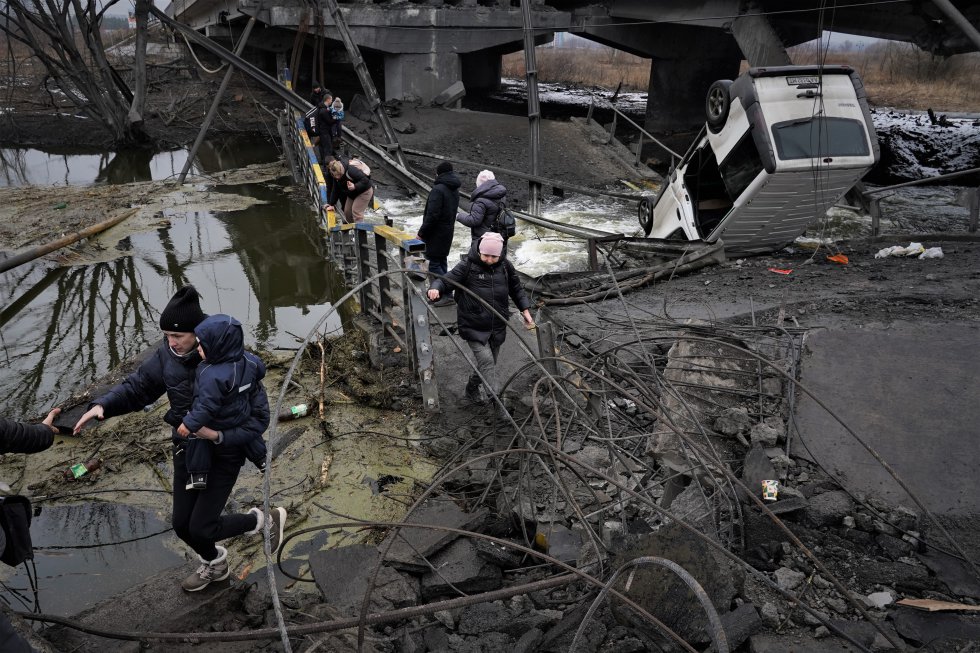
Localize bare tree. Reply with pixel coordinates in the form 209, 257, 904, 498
0, 0, 151, 146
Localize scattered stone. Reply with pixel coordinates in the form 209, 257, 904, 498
812, 574, 832, 590
432, 81, 466, 107
750, 421, 781, 447
803, 609, 829, 627
434, 609, 455, 630
842, 515, 856, 529
759, 602, 780, 628
536, 523, 584, 564
766, 496, 808, 515
663, 481, 719, 539
715, 406, 753, 436
423, 625, 450, 652
824, 597, 849, 615
814, 625, 830, 638
513, 627, 544, 653
457, 602, 510, 635
775, 566, 806, 592
805, 490, 854, 527
768, 453, 795, 480
718, 603, 763, 649
876, 533, 914, 559
865, 591, 895, 610
870, 632, 896, 651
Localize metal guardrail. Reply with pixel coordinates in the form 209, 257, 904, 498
864, 167, 980, 236
585, 91, 682, 165
278, 78, 438, 409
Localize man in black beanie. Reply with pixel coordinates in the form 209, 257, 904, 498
417, 160, 461, 304
73, 285, 286, 592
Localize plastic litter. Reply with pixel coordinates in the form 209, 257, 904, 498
826, 253, 849, 264
919, 247, 944, 259
874, 242, 925, 258
767, 268, 792, 275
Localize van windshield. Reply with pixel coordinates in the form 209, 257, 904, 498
771, 117, 870, 160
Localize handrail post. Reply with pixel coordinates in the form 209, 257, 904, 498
969, 187, 979, 233
587, 238, 599, 271
607, 110, 618, 145
356, 226, 373, 310
375, 231, 391, 332
869, 196, 881, 237
586, 95, 594, 125
635, 133, 644, 167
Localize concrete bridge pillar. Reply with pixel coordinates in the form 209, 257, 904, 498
460, 51, 502, 94
384, 52, 461, 103
646, 48, 742, 145
730, 2, 792, 66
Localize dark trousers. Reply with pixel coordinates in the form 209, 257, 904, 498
172, 444, 256, 561
427, 256, 448, 278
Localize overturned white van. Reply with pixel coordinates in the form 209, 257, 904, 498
638, 65, 879, 255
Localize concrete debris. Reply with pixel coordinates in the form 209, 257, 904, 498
611, 523, 743, 645
714, 406, 753, 436
865, 591, 896, 609
420, 538, 503, 600
381, 501, 488, 573
309, 545, 418, 615
719, 602, 764, 650
804, 490, 855, 527
432, 81, 465, 107
775, 566, 806, 592
750, 421, 781, 447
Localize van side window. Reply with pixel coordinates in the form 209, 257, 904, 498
718, 134, 764, 200
771, 117, 870, 159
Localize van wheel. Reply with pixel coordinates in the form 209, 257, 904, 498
638, 197, 654, 236
706, 80, 733, 133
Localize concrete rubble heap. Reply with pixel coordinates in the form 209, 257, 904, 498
174, 312, 976, 652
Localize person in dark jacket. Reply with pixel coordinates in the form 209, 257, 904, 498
310, 81, 326, 108
326, 158, 374, 222
417, 161, 462, 301
0, 408, 59, 653
73, 286, 287, 593
427, 232, 534, 404
456, 169, 508, 245
177, 314, 268, 490
303, 91, 336, 164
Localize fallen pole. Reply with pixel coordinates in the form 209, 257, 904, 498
0, 208, 139, 274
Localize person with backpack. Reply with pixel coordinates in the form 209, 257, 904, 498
417, 161, 461, 301
426, 232, 534, 405
326, 158, 374, 223
303, 91, 336, 164
456, 170, 509, 247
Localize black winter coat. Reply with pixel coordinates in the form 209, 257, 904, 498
457, 179, 507, 241
95, 339, 268, 448
0, 418, 54, 455
418, 171, 461, 259
184, 315, 267, 434
432, 249, 531, 347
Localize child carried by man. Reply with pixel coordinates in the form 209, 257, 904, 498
177, 314, 267, 489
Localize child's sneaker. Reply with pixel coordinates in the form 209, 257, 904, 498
181, 545, 229, 592
185, 472, 207, 490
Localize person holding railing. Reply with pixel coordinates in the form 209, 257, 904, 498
426, 232, 534, 407
326, 158, 374, 223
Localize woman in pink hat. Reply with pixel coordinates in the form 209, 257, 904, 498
427, 232, 534, 405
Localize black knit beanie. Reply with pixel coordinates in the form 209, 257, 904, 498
436, 161, 453, 175
159, 285, 206, 332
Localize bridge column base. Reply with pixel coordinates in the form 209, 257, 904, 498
384, 52, 461, 103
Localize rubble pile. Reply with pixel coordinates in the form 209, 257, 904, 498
276, 314, 980, 652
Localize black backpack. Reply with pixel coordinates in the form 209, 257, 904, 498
303, 106, 318, 136
491, 201, 517, 238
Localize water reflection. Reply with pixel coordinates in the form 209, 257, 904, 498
0, 135, 279, 187
0, 181, 353, 419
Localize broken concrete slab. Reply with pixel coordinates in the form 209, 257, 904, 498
309, 544, 419, 616
432, 81, 465, 107
381, 501, 488, 574
893, 607, 980, 645
535, 523, 586, 564
420, 538, 502, 600
804, 490, 854, 528
664, 480, 721, 540
647, 330, 760, 476
610, 523, 743, 645
474, 538, 526, 569
719, 603, 763, 650
918, 548, 980, 599
765, 496, 808, 515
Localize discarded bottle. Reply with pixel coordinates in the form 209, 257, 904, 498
63, 457, 103, 480
278, 404, 308, 421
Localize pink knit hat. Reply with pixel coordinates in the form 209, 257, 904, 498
476, 170, 495, 187
479, 232, 504, 257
